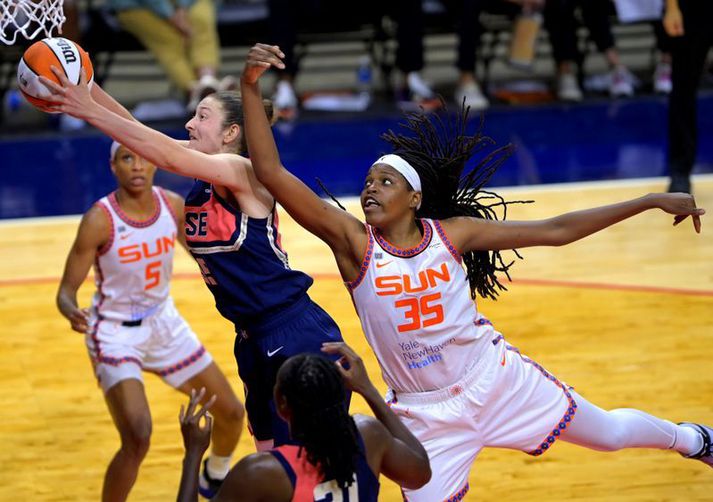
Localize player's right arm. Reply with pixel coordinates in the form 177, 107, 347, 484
322, 343, 432, 489
40, 71, 250, 192
56, 205, 109, 333
240, 44, 367, 274
89, 83, 135, 122
90, 84, 191, 148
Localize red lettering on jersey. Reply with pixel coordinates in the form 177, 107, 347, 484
117, 245, 142, 263
118, 235, 175, 263
375, 276, 402, 296
403, 271, 429, 293
426, 262, 450, 287
142, 240, 163, 258
162, 234, 176, 251
375, 263, 451, 296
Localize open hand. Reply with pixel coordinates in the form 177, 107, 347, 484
241, 43, 285, 85
655, 193, 704, 233
179, 387, 216, 455
38, 67, 95, 118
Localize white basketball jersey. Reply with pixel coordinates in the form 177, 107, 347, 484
92, 188, 178, 321
348, 219, 496, 393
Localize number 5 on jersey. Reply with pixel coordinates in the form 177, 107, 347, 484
145, 261, 161, 290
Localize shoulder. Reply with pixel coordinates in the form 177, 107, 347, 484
82, 203, 111, 232
217, 152, 251, 169
160, 188, 184, 204
438, 216, 492, 252
158, 187, 185, 214
73, 203, 112, 248
217, 452, 292, 501
234, 451, 286, 477
209, 153, 255, 189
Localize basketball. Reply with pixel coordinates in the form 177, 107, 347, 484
16, 37, 94, 113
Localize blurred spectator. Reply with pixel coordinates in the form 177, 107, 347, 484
442, 0, 491, 110
664, 0, 712, 193
108, 0, 233, 110
544, 0, 637, 101
266, 0, 439, 117
651, 19, 673, 94
387, 0, 440, 107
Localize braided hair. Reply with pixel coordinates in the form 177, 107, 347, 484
276, 354, 359, 488
380, 101, 532, 300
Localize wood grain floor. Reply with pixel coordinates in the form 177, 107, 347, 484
0, 177, 711, 501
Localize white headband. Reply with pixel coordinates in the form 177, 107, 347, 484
371, 154, 422, 193
109, 141, 121, 162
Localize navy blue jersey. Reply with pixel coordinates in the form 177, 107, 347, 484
271, 430, 379, 501
184, 180, 313, 328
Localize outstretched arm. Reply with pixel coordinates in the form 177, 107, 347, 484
177, 388, 216, 502
322, 343, 432, 489
40, 69, 252, 191
56, 205, 108, 333
240, 44, 364, 256
444, 193, 704, 253
90, 83, 134, 122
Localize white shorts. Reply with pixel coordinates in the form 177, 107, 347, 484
389, 335, 577, 502
86, 298, 213, 393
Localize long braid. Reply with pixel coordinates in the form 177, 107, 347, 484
277, 354, 359, 487
381, 101, 532, 300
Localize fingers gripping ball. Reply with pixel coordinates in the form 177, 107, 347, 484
17, 37, 94, 113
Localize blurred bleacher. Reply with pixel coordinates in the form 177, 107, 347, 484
0, 0, 668, 127
3, 0, 713, 222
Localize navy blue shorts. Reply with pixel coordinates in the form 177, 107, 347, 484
234, 294, 348, 444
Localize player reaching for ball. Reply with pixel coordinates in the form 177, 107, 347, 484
239, 43, 711, 501
41, 55, 351, 497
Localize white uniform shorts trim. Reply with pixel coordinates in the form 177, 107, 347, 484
87, 298, 213, 393
388, 334, 577, 502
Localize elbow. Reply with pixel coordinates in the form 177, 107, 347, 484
543, 223, 572, 247
55, 288, 71, 316
418, 461, 433, 487
403, 458, 432, 489
56, 287, 67, 308
254, 162, 283, 188
551, 230, 581, 247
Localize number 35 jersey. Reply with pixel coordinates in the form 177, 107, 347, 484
347, 219, 495, 393
92, 188, 177, 322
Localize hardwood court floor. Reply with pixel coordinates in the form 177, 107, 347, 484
0, 178, 711, 501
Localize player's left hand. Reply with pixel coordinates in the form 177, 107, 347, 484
322, 342, 377, 397
241, 43, 285, 85
38, 67, 94, 118
179, 387, 216, 455
654, 192, 705, 233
